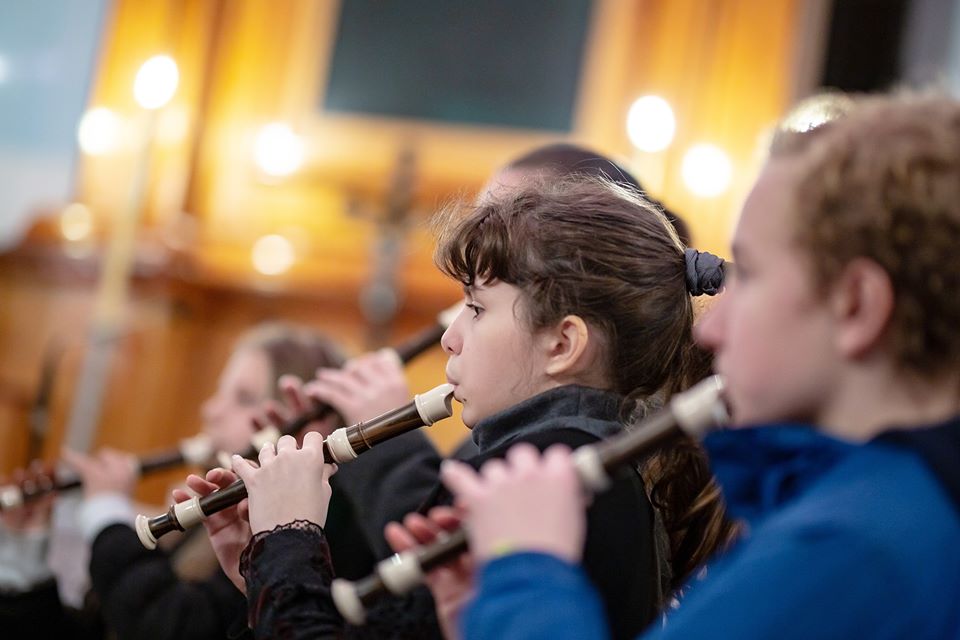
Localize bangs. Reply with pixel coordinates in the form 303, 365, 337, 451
432, 197, 526, 287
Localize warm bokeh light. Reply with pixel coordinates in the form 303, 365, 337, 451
59, 202, 94, 241
254, 123, 305, 177
627, 95, 676, 153
77, 107, 122, 156
681, 144, 733, 198
133, 55, 179, 110
251, 234, 295, 275
156, 106, 190, 144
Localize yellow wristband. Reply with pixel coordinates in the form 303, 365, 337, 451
488, 539, 517, 559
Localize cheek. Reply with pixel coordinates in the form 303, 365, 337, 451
719, 292, 788, 410
225, 408, 258, 435
726, 297, 832, 423
727, 286, 789, 358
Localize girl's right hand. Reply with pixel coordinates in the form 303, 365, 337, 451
440, 443, 588, 565
62, 447, 138, 500
174, 468, 251, 594
384, 507, 472, 640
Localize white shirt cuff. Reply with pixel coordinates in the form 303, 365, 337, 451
0, 526, 52, 591
78, 493, 135, 542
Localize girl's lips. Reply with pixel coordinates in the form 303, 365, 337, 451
446, 377, 463, 402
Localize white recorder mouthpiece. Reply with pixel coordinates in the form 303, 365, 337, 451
670, 375, 727, 437
414, 383, 455, 425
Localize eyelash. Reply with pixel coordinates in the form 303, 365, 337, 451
465, 302, 482, 318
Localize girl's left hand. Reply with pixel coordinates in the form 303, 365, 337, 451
303, 349, 412, 426
176, 468, 251, 594
232, 432, 336, 534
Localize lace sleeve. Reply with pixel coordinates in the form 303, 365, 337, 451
238, 519, 446, 639
239, 520, 342, 639
240, 520, 330, 584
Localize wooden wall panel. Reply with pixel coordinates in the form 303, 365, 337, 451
1, 0, 807, 504
623, 0, 803, 254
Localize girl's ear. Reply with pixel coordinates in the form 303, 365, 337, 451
542, 315, 599, 380
830, 257, 895, 359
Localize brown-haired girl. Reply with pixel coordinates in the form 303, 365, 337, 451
187, 176, 733, 639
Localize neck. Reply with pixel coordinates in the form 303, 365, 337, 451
816, 361, 960, 441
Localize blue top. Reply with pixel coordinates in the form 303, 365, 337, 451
462, 418, 960, 640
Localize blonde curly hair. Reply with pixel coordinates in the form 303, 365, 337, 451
772, 94, 960, 378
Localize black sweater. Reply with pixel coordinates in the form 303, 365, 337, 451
87, 486, 390, 640
240, 385, 658, 640
89, 524, 247, 640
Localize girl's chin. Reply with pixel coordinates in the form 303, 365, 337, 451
460, 405, 484, 430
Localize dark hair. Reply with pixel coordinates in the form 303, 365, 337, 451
505, 143, 692, 245
434, 175, 734, 590
235, 323, 347, 400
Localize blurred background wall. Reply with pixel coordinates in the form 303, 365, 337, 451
0, 0, 955, 502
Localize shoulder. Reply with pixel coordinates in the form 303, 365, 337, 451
92, 522, 139, 546
756, 444, 960, 594
793, 443, 960, 539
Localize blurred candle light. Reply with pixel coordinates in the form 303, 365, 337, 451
133, 55, 179, 110
252, 234, 295, 275
77, 107, 121, 156
59, 202, 94, 241
254, 123, 305, 177
156, 105, 190, 144
627, 95, 676, 153
681, 144, 733, 198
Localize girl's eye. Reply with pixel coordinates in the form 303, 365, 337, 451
465, 302, 482, 318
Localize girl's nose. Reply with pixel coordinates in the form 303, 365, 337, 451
440, 308, 465, 355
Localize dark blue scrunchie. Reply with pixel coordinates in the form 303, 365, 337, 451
684, 248, 725, 296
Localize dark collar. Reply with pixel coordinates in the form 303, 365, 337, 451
703, 424, 855, 525
471, 385, 624, 453
704, 414, 960, 524
874, 415, 960, 517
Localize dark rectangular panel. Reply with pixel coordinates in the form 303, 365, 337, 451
321, 0, 594, 132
